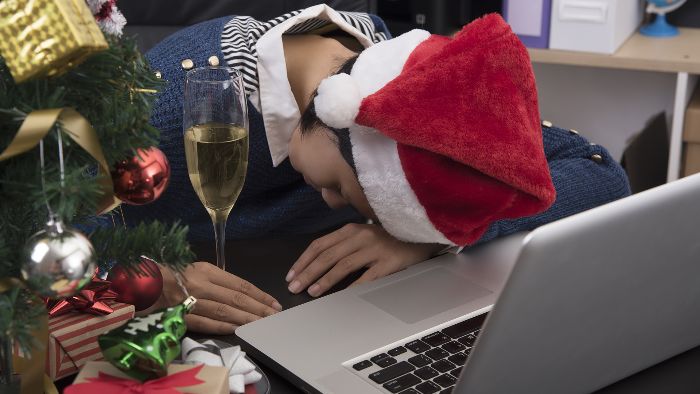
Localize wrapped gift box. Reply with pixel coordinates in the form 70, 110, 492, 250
46, 302, 134, 380
69, 361, 229, 394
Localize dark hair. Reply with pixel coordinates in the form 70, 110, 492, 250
298, 54, 359, 171
299, 54, 359, 135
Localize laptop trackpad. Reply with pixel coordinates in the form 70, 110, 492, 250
359, 268, 492, 324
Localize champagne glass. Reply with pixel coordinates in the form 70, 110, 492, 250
183, 66, 249, 272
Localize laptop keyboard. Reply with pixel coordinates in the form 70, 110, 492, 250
348, 313, 487, 394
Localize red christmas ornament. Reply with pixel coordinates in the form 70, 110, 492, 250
107, 256, 163, 311
111, 147, 170, 205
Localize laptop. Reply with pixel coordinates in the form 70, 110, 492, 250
237, 173, 700, 393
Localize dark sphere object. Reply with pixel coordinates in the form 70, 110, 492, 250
107, 256, 164, 311
111, 147, 170, 205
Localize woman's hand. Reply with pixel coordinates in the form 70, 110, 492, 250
286, 223, 444, 297
153, 262, 283, 335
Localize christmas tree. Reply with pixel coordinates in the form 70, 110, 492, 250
0, 0, 193, 385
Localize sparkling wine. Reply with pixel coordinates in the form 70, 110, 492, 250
184, 122, 249, 215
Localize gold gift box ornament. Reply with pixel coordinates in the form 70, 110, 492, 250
0, 0, 108, 83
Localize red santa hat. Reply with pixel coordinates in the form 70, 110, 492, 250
314, 14, 556, 246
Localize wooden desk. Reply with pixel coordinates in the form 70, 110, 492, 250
190, 234, 700, 394
528, 28, 700, 182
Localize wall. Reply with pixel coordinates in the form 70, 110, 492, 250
533, 63, 677, 161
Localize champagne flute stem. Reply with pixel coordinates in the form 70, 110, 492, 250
214, 220, 226, 271
210, 209, 230, 271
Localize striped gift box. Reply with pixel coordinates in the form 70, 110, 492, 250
46, 302, 134, 380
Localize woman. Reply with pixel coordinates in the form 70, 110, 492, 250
130, 5, 630, 334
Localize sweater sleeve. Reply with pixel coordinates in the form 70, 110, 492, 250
474, 124, 631, 245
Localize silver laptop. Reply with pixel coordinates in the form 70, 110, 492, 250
237, 173, 700, 394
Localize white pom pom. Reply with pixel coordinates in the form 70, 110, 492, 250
314, 73, 362, 129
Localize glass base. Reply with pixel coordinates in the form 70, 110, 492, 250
640, 14, 679, 38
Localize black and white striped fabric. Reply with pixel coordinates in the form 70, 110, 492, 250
221, 10, 389, 94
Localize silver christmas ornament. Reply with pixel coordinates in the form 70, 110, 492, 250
21, 217, 96, 298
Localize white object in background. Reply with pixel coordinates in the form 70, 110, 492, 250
181, 337, 263, 393
550, 0, 644, 54
509, 0, 545, 36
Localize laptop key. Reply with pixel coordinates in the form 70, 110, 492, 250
369, 361, 415, 384
399, 389, 420, 394
447, 352, 467, 366
422, 332, 451, 347
406, 340, 431, 353
375, 356, 398, 368
441, 314, 487, 339
425, 348, 450, 361
371, 353, 390, 363
414, 366, 440, 380
352, 360, 373, 371
432, 359, 456, 373
434, 373, 458, 388
383, 373, 421, 393
439, 389, 454, 394
441, 341, 466, 354
389, 346, 408, 356
415, 381, 441, 394
408, 354, 432, 368
458, 333, 477, 347
450, 368, 462, 378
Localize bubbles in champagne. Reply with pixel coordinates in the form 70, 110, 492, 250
184, 122, 249, 214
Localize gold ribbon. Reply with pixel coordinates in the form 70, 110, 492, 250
0, 108, 119, 212
0, 278, 22, 293
44, 374, 59, 394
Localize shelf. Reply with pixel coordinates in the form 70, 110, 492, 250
528, 28, 700, 74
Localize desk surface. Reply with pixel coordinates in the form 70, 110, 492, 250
191, 234, 700, 394
528, 28, 700, 74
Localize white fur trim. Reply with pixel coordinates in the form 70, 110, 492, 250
314, 73, 361, 129
351, 126, 454, 245
342, 29, 451, 244
350, 29, 431, 96
313, 29, 431, 131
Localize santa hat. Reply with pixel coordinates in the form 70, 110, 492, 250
314, 14, 556, 246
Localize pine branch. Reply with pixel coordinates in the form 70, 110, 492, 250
0, 288, 45, 357
0, 32, 191, 350
89, 221, 195, 274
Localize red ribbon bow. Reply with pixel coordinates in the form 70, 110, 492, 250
65, 364, 205, 394
46, 278, 118, 317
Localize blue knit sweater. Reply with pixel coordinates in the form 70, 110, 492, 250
125, 16, 631, 244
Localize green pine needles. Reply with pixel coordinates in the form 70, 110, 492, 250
0, 36, 194, 358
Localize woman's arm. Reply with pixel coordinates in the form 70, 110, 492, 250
476, 124, 631, 245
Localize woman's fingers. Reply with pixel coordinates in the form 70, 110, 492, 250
307, 247, 377, 297
191, 298, 263, 326
286, 224, 353, 283
196, 281, 280, 318
287, 230, 364, 294
206, 265, 283, 311
185, 313, 238, 335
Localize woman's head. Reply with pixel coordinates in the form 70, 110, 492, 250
287, 54, 376, 220
291, 15, 556, 247
288, 121, 375, 220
